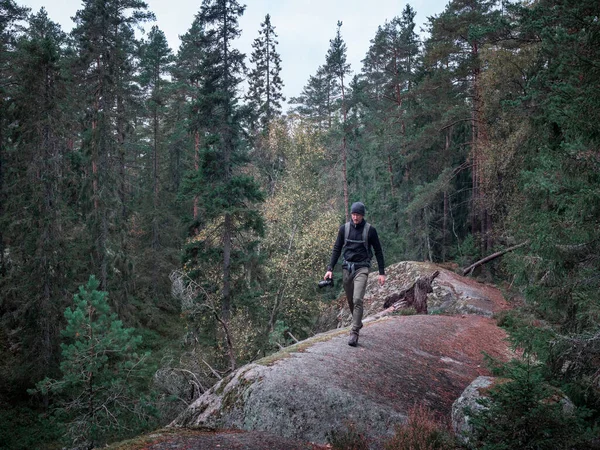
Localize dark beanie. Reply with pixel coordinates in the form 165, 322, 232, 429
351, 202, 366, 216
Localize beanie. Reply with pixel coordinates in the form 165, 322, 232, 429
350, 202, 366, 216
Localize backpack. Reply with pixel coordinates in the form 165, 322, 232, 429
344, 221, 372, 257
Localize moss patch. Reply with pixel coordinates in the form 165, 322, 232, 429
255, 318, 392, 366
220, 367, 256, 413
104, 427, 217, 450
255, 329, 349, 366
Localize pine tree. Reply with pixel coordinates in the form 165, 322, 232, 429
426, 0, 502, 252
356, 7, 421, 244
32, 276, 155, 449
247, 14, 284, 133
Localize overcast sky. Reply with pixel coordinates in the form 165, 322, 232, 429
16, 0, 449, 105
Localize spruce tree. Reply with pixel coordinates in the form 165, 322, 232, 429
325, 21, 352, 220
138, 25, 174, 299
174, 12, 209, 221
0, 0, 28, 277
179, 0, 265, 371
0, 7, 74, 386
247, 14, 284, 133
70, 0, 154, 301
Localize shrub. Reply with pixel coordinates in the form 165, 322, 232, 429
469, 359, 595, 450
384, 404, 455, 450
327, 421, 370, 450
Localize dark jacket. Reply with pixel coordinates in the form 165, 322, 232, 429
327, 219, 385, 275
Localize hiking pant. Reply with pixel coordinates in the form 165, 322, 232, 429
343, 267, 369, 334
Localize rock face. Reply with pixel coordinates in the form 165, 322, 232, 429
171, 315, 513, 445
319, 261, 510, 331
451, 376, 495, 444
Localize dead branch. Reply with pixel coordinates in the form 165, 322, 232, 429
462, 241, 530, 276
287, 331, 299, 343
201, 358, 223, 380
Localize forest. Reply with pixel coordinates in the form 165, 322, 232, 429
0, 0, 599, 448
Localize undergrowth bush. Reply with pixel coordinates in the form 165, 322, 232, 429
468, 359, 596, 449
327, 421, 370, 450
384, 404, 455, 450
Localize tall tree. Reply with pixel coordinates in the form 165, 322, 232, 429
246, 14, 284, 133
325, 21, 352, 220
179, 0, 265, 371
426, 0, 501, 252
175, 14, 209, 222
357, 7, 420, 240
0, 0, 28, 277
0, 7, 72, 387
71, 0, 154, 300
138, 25, 174, 298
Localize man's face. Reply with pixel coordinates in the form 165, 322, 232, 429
351, 213, 363, 225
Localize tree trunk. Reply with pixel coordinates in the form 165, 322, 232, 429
193, 130, 200, 222
0, 108, 4, 276
152, 99, 160, 296
341, 75, 349, 222
442, 131, 450, 261
383, 271, 440, 314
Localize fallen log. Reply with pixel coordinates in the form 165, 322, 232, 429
383, 270, 440, 314
462, 241, 529, 276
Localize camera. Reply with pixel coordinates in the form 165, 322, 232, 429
318, 277, 334, 288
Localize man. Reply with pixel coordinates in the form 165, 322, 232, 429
324, 202, 385, 346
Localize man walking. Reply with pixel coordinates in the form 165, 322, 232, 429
324, 202, 385, 346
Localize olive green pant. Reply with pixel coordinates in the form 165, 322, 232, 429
343, 267, 369, 334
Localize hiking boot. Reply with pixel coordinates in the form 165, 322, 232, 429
348, 332, 359, 347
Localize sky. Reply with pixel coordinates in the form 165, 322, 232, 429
16, 0, 450, 105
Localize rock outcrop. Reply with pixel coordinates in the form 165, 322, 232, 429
451, 375, 496, 445
171, 314, 513, 445
318, 261, 510, 331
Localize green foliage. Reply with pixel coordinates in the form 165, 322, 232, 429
261, 123, 340, 347
30, 276, 157, 449
391, 307, 418, 316
468, 359, 594, 450
0, 406, 63, 450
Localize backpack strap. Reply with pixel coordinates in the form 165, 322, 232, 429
344, 221, 371, 254
344, 221, 350, 245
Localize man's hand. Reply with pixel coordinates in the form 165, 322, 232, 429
378, 274, 386, 286
324, 271, 333, 280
